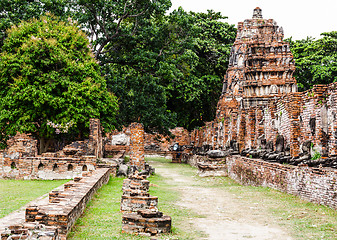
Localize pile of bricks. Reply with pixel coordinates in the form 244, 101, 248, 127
1, 223, 59, 240
121, 172, 171, 236
121, 123, 171, 236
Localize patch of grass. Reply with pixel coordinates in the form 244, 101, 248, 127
0, 179, 68, 218
69, 169, 206, 239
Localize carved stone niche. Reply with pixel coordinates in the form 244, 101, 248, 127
275, 135, 284, 152
309, 118, 316, 135
301, 140, 312, 154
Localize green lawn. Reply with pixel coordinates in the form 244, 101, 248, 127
0, 179, 68, 218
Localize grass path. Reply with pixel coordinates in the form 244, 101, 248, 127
69, 157, 337, 240
0, 179, 68, 218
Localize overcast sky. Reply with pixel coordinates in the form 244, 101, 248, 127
170, 0, 337, 40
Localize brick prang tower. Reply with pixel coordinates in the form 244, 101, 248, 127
218, 7, 297, 119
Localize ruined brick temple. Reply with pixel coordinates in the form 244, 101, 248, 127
145, 8, 337, 210
2, 7, 337, 239
192, 7, 337, 161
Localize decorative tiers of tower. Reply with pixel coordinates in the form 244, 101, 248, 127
121, 123, 171, 237
221, 7, 297, 98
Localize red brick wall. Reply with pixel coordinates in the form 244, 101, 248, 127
227, 155, 337, 209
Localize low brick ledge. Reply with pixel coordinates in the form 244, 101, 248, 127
25, 167, 111, 239
226, 155, 337, 209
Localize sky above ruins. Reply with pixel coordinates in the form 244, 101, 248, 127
170, 0, 337, 40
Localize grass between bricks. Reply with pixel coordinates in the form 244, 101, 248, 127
68, 163, 206, 239
0, 179, 68, 218
69, 157, 337, 240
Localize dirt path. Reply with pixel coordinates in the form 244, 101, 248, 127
150, 161, 292, 240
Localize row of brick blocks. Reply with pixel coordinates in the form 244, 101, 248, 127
1, 168, 112, 240
120, 173, 171, 236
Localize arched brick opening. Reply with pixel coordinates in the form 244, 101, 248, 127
53, 163, 58, 171
67, 164, 73, 171
82, 165, 88, 171
11, 162, 16, 169
38, 163, 44, 170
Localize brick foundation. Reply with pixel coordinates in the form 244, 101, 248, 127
1, 168, 111, 239
0, 119, 106, 180
25, 168, 111, 239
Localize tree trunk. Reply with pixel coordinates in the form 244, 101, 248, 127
39, 137, 52, 154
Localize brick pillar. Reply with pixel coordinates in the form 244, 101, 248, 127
248, 107, 256, 148
130, 123, 145, 171
88, 118, 103, 159
238, 110, 246, 152
289, 93, 301, 157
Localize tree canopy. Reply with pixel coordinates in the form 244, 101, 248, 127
288, 31, 337, 91
0, 14, 118, 149
0, 0, 237, 135
104, 8, 236, 131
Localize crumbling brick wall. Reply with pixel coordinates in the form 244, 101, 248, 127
1, 119, 102, 179
226, 155, 337, 209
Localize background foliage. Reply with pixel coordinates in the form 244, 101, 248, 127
0, 15, 118, 149
2, 0, 335, 140
0, 0, 237, 136
287, 31, 337, 91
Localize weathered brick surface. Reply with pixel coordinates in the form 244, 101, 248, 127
122, 211, 171, 236
1, 222, 59, 240
226, 156, 337, 209
24, 168, 111, 239
0, 119, 103, 179
87, 118, 103, 159
129, 123, 145, 170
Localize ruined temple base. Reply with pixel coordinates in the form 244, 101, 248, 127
122, 210, 171, 236
198, 162, 228, 177
196, 156, 228, 177
1, 223, 59, 240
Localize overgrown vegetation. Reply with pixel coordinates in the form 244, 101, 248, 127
0, 179, 68, 218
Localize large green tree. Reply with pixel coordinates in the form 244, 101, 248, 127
104, 8, 236, 131
0, 15, 118, 150
288, 31, 337, 91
